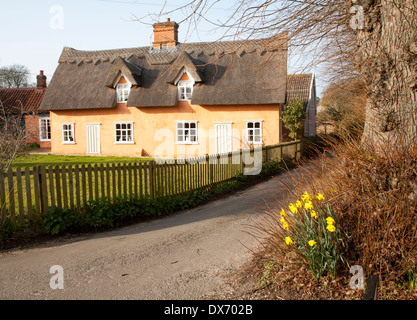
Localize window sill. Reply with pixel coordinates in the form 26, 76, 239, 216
176, 142, 199, 145
40, 139, 51, 142
62, 142, 75, 145
114, 141, 135, 145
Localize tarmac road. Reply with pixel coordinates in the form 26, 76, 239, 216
0, 173, 295, 300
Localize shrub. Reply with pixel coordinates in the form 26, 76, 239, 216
41, 206, 80, 235
0, 218, 14, 244
282, 96, 306, 141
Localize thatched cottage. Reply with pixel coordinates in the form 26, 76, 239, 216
40, 19, 316, 158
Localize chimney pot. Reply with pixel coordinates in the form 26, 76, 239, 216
36, 70, 47, 88
152, 19, 179, 48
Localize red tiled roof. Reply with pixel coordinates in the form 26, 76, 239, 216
0, 87, 47, 115
287, 73, 314, 103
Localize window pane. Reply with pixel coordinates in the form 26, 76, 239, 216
177, 129, 183, 136
248, 129, 254, 141
190, 122, 196, 128
255, 122, 260, 128
177, 123, 183, 129
247, 122, 253, 128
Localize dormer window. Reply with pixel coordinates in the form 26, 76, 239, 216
178, 80, 193, 101
116, 83, 130, 103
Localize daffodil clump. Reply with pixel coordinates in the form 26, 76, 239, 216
278, 192, 347, 280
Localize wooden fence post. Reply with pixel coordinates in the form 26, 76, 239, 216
149, 161, 155, 199
39, 165, 48, 214
363, 275, 378, 300
15, 167, 24, 222
24, 167, 33, 220
0, 170, 6, 223
205, 154, 210, 186
7, 168, 15, 222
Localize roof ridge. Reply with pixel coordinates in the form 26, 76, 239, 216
0, 87, 45, 90
59, 34, 288, 64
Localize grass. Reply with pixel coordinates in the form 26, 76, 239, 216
11, 154, 153, 169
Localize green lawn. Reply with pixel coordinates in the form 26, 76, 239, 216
11, 154, 153, 169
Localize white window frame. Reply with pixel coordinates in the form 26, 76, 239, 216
39, 116, 51, 142
177, 80, 194, 101
176, 121, 198, 144
175, 68, 195, 101
62, 123, 75, 144
246, 121, 263, 145
116, 83, 131, 103
114, 122, 134, 144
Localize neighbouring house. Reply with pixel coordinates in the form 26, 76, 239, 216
0, 71, 50, 149
284, 73, 317, 141
40, 18, 316, 158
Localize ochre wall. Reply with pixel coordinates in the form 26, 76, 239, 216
50, 101, 280, 158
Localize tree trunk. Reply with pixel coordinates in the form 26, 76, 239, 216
357, 0, 417, 152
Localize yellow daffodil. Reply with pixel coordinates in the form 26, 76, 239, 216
326, 216, 335, 225
301, 192, 310, 202
289, 203, 298, 214
280, 209, 286, 217
327, 224, 336, 232
310, 210, 317, 218
304, 201, 313, 210
296, 200, 302, 208
316, 193, 325, 201
280, 216, 286, 223
285, 236, 293, 245
308, 240, 316, 247
282, 222, 289, 230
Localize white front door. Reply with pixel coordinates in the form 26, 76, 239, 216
86, 124, 100, 154
215, 123, 232, 154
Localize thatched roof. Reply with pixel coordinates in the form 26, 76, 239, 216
40, 34, 288, 111
105, 57, 142, 87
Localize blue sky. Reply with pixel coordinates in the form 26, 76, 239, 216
0, 0, 323, 95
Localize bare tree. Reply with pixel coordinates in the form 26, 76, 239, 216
0, 64, 30, 88
138, 0, 416, 151
319, 77, 366, 135
0, 100, 29, 171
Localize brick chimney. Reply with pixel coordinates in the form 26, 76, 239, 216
36, 70, 47, 88
152, 18, 179, 48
